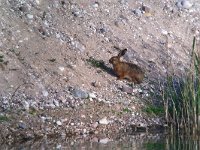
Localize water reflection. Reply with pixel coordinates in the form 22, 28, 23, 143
1, 133, 200, 150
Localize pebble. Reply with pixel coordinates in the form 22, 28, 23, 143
53, 100, 60, 107
26, 14, 34, 19
133, 9, 142, 16
122, 85, 133, 94
88, 92, 97, 99
71, 88, 88, 99
59, 66, 65, 72
99, 138, 111, 144
72, 41, 86, 52
99, 117, 110, 125
93, 2, 99, 8
161, 29, 168, 35
18, 121, 27, 129
56, 121, 62, 126
22, 101, 29, 111
35, 0, 40, 5
91, 81, 101, 87
19, 5, 29, 13
176, 0, 193, 9
56, 144, 62, 150
42, 90, 49, 97
61, 132, 66, 139
92, 122, 99, 128
141, 5, 151, 13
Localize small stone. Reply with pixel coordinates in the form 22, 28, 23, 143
122, 85, 133, 94
181, 0, 193, 9
99, 138, 111, 144
133, 9, 142, 16
141, 5, 151, 13
35, 0, 40, 5
91, 81, 101, 87
42, 90, 49, 97
72, 10, 80, 17
72, 41, 86, 52
53, 100, 59, 107
26, 14, 34, 19
92, 122, 98, 128
56, 121, 62, 126
41, 116, 46, 122
71, 88, 88, 99
59, 66, 65, 72
22, 101, 29, 111
119, 0, 127, 5
19, 6, 29, 13
18, 121, 27, 129
99, 117, 110, 125
176, 0, 193, 9
93, 2, 99, 8
161, 29, 168, 35
61, 132, 66, 139
89, 93, 97, 99
56, 144, 62, 149
99, 28, 106, 33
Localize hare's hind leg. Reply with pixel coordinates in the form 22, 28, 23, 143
117, 73, 126, 80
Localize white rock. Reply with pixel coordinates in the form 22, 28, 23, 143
35, 0, 40, 5
22, 101, 29, 110
41, 116, 46, 122
99, 138, 111, 144
181, 0, 193, 9
26, 14, 34, 19
92, 122, 98, 128
59, 66, 65, 72
42, 90, 49, 97
53, 100, 60, 107
56, 121, 62, 126
99, 117, 110, 125
177, 0, 193, 9
56, 144, 62, 149
161, 29, 168, 35
93, 2, 99, 8
89, 93, 97, 99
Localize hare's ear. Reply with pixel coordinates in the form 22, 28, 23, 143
118, 49, 127, 57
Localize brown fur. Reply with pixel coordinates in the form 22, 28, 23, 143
109, 49, 144, 84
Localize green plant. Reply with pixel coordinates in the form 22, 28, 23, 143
0, 54, 4, 63
144, 142, 165, 150
86, 57, 105, 68
87, 56, 114, 72
144, 105, 164, 116
122, 107, 132, 113
163, 37, 200, 134
0, 115, 9, 122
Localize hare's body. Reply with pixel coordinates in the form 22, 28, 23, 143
109, 49, 144, 84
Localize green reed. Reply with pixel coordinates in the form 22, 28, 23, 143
163, 37, 200, 135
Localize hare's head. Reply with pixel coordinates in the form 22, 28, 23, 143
109, 49, 127, 65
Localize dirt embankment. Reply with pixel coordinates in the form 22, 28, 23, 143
0, 0, 200, 143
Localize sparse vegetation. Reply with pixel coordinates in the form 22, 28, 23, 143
163, 37, 200, 135
86, 57, 114, 74
0, 115, 9, 122
144, 105, 164, 116
145, 142, 165, 150
0, 54, 4, 63
86, 57, 106, 69
122, 107, 132, 113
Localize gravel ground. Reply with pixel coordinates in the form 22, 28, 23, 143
0, 0, 200, 144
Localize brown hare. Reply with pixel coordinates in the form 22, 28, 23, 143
109, 49, 144, 84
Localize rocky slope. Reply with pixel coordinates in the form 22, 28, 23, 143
0, 0, 200, 143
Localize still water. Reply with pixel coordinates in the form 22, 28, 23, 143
1, 133, 200, 150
